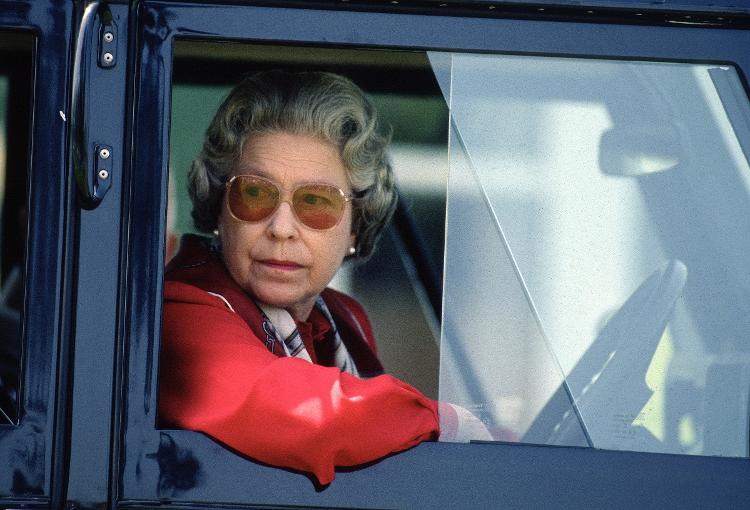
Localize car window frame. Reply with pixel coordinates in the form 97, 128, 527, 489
120, 1, 750, 507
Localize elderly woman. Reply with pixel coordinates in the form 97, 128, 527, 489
159, 70, 448, 485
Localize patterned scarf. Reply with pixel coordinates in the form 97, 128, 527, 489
256, 297, 360, 377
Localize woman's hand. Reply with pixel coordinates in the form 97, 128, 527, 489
438, 402, 493, 442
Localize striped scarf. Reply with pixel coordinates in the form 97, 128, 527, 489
256, 297, 360, 377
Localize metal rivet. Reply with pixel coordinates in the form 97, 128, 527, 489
98, 169, 109, 180
103, 52, 114, 64
103, 32, 114, 43
99, 148, 110, 159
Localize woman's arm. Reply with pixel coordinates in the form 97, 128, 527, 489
159, 281, 439, 485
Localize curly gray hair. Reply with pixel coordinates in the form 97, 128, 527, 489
188, 70, 397, 261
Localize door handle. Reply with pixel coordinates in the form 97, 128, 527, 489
71, 1, 117, 209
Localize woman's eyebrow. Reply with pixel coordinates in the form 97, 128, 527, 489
234, 165, 272, 178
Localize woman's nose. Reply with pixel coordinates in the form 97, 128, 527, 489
266, 201, 299, 239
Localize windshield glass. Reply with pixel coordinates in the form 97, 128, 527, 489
434, 51, 750, 457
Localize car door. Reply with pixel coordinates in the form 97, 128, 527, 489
113, 1, 750, 508
0, 0, 73, 507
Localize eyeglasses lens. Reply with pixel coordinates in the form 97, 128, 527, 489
228, 177, 278, 222
293, 185, 344, 230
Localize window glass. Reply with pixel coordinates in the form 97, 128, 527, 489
0, 32, 32, 425
167, 42, 447, 398
436, 52, 750, 457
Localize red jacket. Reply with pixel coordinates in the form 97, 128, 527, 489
158, 235, 440, 484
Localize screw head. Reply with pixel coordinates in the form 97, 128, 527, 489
99, 148, 110, 159
103, 32, 114, 43
98, 169, 109, 180
103, 52, 114, 64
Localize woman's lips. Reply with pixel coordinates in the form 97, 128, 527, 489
258, 259, 304, 271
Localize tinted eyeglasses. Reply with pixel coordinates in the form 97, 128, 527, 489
225, 174, 354, 230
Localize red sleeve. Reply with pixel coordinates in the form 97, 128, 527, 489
158, 281, 440, 485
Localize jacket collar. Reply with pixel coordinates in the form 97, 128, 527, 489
166, 234, 384, 376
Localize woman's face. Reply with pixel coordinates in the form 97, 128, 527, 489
217, 131, 355, 321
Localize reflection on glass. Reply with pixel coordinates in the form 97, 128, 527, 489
0, 32, 33, 425
434, 52, 750, 458
438, 122, 590, 446
0, 73, 15, 424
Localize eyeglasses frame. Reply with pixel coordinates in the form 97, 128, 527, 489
223, 174, 355, 230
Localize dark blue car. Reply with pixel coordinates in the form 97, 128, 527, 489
2, 0, 750, 507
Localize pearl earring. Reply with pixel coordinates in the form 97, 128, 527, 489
348, 246, 356, 255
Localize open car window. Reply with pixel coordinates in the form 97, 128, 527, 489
166, 41, 447, 399
436, 52, 750, 458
